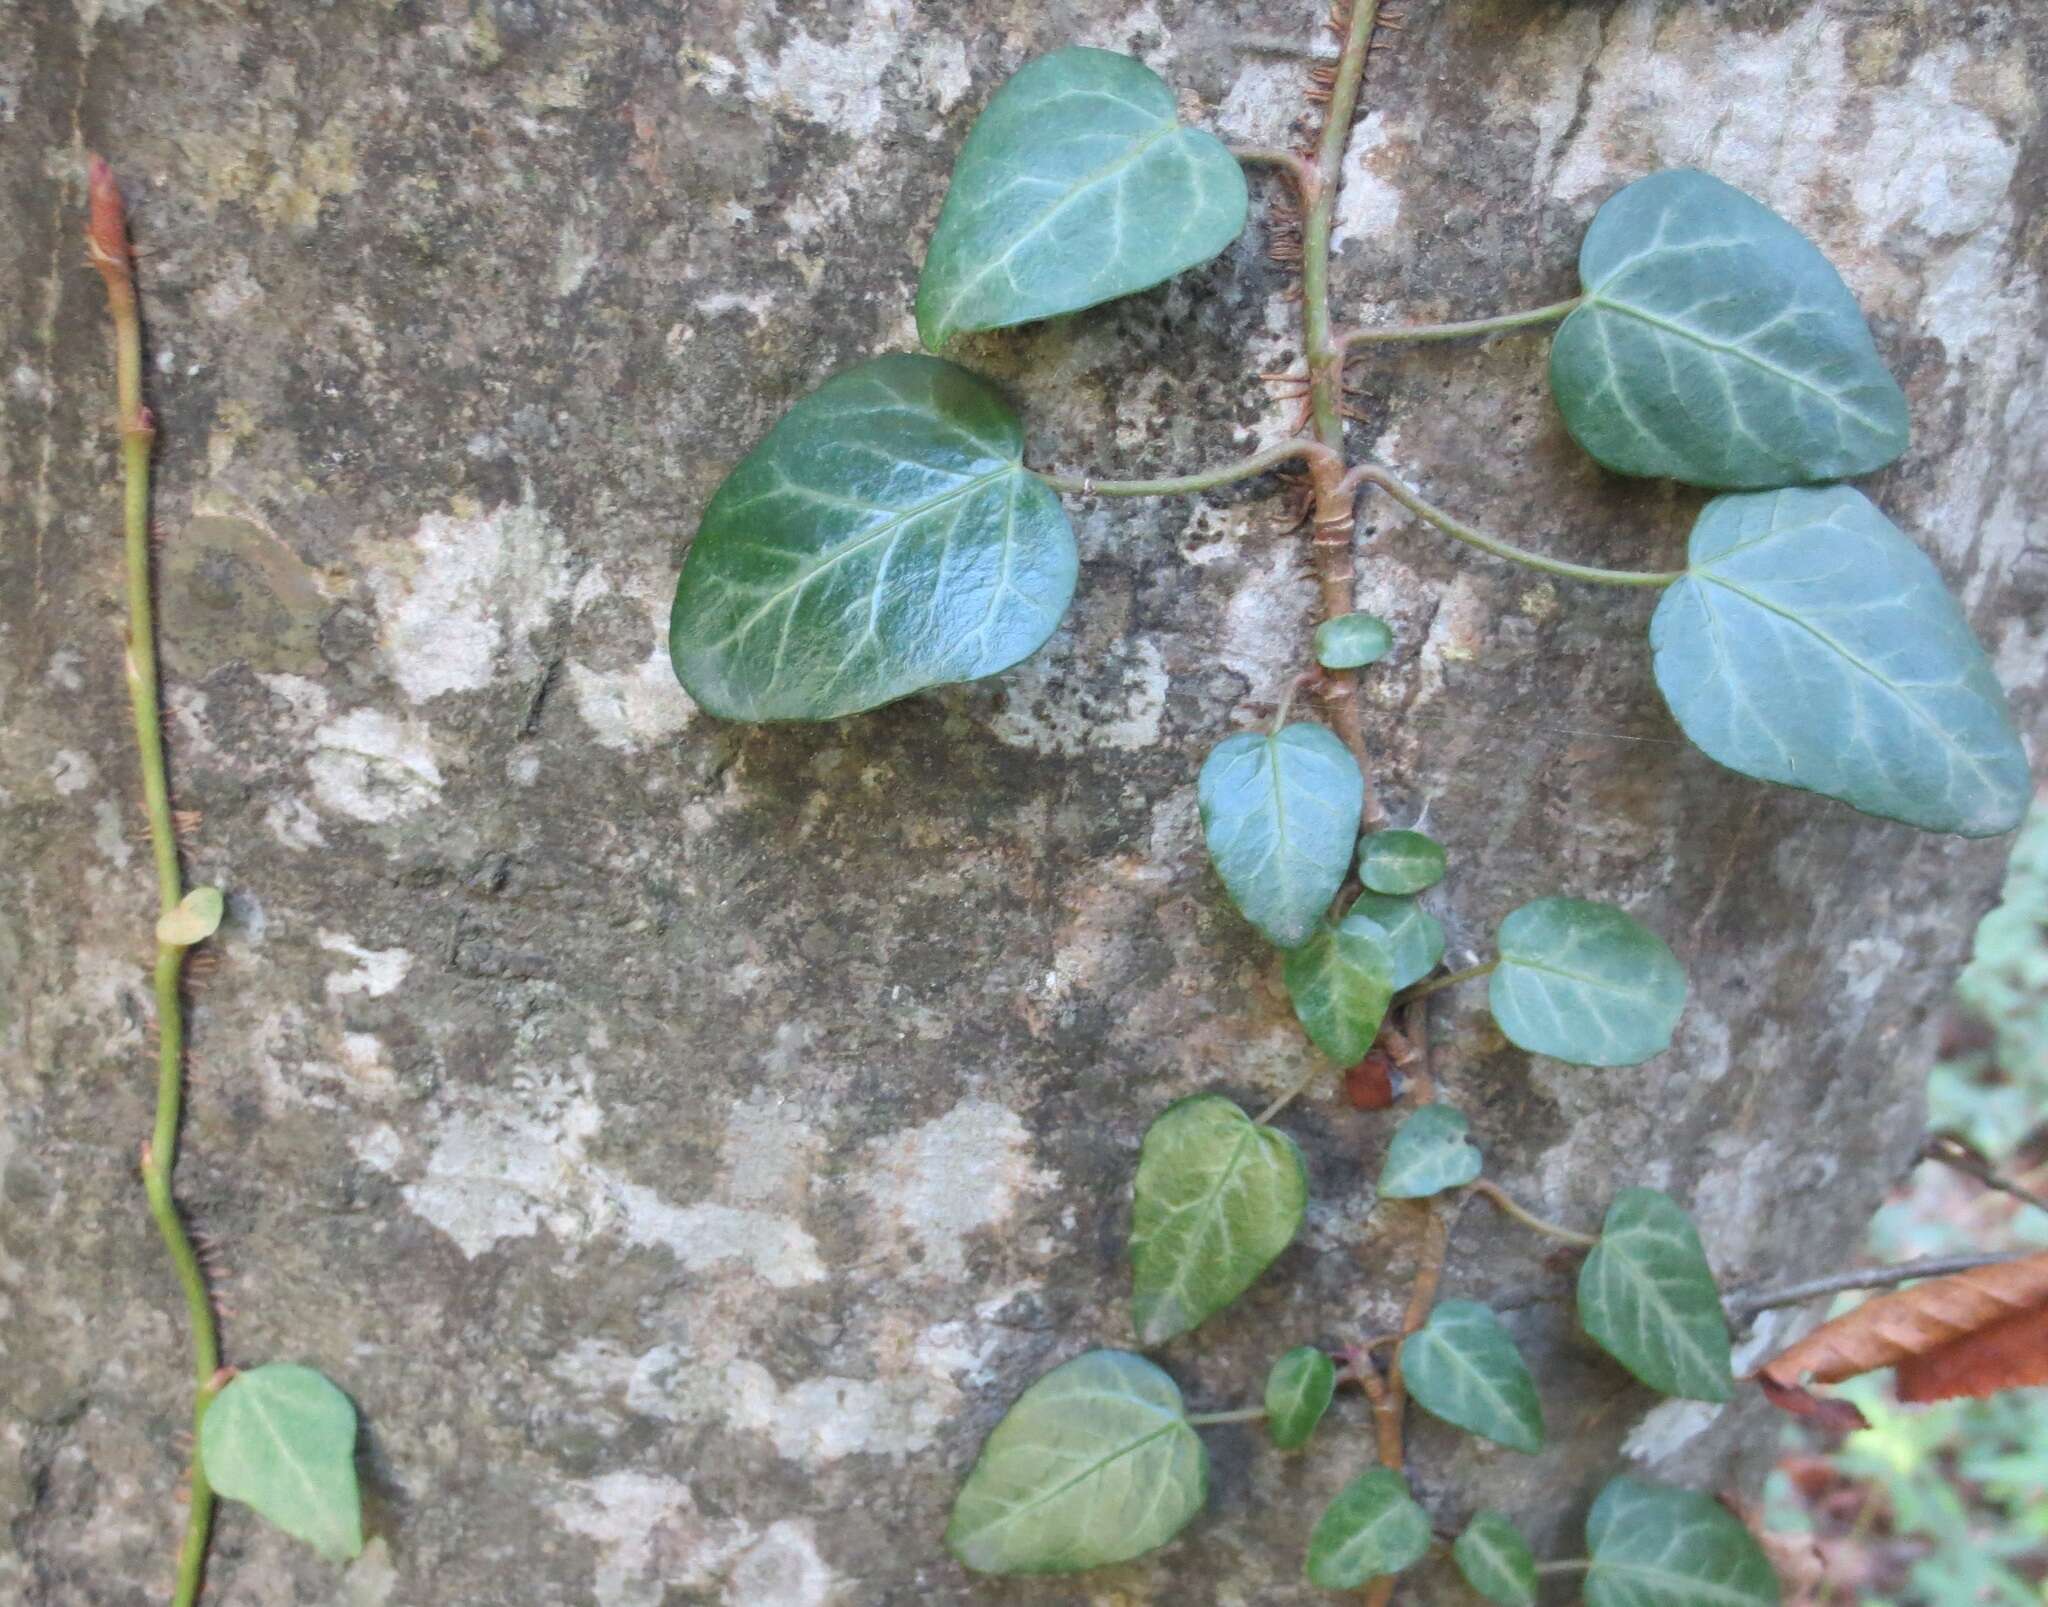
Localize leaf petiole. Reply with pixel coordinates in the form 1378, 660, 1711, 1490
1468, 1180, 1598, 1250
1039, 439, 1338, 498
1185, 1406, 1269, 1426
1341, 295, 1583, 350
1535, 1558, 1593, 1576
1395, 959, 1495, 1003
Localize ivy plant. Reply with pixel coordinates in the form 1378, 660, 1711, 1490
665, 0, 2025, 1594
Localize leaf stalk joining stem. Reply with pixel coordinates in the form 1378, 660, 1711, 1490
1467, 1180, 1599, 1250
1340, 296, 1582, 351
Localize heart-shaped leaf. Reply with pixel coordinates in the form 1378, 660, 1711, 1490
669, 355, 1077, 721
916, 48, 1249, 348
1314, 612, 1393, 669
1284, 911, 1397, 1063
157, 885, 224, 948
1650, 485, 2028, 838
1264, 1346, 1337, 1451
1346, 891, 1445, 992
1130, 1097, 1307, 1344
1578, 1189, 1734, 1402
1455, 1512, 1538, 1607
1489, 898, 1686, 1067
198, 1364, 363, 1561
1377, 1104, 1482, 1200
1401, 1300, 1545, 1453
1305, 1468, 1432, 1590
1198, 724, 1364, 950
1585, 1476, 1781, 1607
1549, 168, 1908, 488
1356, 828, 1446, 894
947, 1349, 1207, 1574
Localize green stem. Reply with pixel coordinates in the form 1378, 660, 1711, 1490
1231, 144, 1316, 194
1186, 1407, 1268, 1426
1468, 1180, 1598, 1250
1395, 959, 1494, 1003
1302, 0, 1380, 449
1348, 463, 1684, 588
1341, 296, 1582, 350
1038, 439, 1337, 498
1254, 1062, 1325, 1126
1535, 1560, 1593, 1577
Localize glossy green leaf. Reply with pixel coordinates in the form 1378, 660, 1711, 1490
1454, 1512, 1538, 1607
669, 355, 1076, 721
1578, 1189, 1734, 1402
1283, 911, 1396, 1063
1650, 485, 2029, 838
916, 48, 1248, 348
1305, 1468, 1432, 1590
1130, 1096, 1308, 1345
1347, 891, 1445, 992
1357, 829, 1446, 894
1489, 898, 1686, 1067
1264, 1346, 1338, 1451
1401, 1300, 1545, 1453
1198, 724, 1364, 949
1585, 1475, 1781, 1607
198, 1364, 363, 1561
1314, 612, 1393, 669
947, 1349, 1207, 1575
1377, 1103, 1482, 1200
1549, 168, 1908, 488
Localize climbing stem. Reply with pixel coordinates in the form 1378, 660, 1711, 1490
1340, 296, 1582, 350
1039, 439, 1339, 498
1468, 1179, 1599, 1250
1395, 959, 1495, 1004
91, 155, 221, 1607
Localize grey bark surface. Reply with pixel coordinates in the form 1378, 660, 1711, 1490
2, 0, 2043, 1602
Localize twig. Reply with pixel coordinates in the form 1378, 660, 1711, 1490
1723, 1250, 2036, 1323
1919, 1134, 2048, 1219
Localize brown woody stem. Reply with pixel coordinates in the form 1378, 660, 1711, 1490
1723, 1250, 2035, 1323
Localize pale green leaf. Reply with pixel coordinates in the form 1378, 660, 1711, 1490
1284, 911, 1396, 1063
198, 1364, 363, 1562
1650, 485, 2028, 838
1198, 724, 1364, 949
1314, 612, 1393, 669
1264, 1346, 1337, 1451
1400, 1300, 1545, 1453
1130, 1096, 1307, 1345
157, 885, 224, 948
1347, 891, 1445, 992
1549, 168, 1908, 488
1305, 1467, 1432, 1590
669, 355, 1076, 721
1357, 829, 1446, 894
1454, 1512, 1538, 1607
1578, 1189, 1734, 1402
916, 48, 1248, 348
947, 1350, 1207, 1575
1489, 898, 1686, 1067
1377, 1104, 1481, 1200
1585, 1475, 1781, 1607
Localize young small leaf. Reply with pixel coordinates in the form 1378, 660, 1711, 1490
1356, 829, 1446, 894
1314, 612, 1393, 669
1130, 1096, 1308, 1345
1650, 485, 2028, 838
1454, 1512, 1538, 1607
947, 1350, 1207, 1575
1549, 168, 1908, 488
1305, 1467, 1432, 1590
1346, 891, 1445, 991
1489, 898, 1686, 1067
1264, 1346, 1337, 1451
1585, 1476, 1781, 1607
1578, 1189, 1734, 1402
1283, 911, 1396, 1063
916, 48, 1248, 348
1400, 1300, 1545, 1454
198, 1364, 363, 1561
669, 355, 1077, 722
1197, 724, 1364, 949
156, 885, 224, 948
1377, 1104, 1482, 1200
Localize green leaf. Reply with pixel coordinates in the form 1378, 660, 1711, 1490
1585, 1475, 1781, 1607
1130, 1096, 1308, 1344
1454, 1512, 1538, 1607
1489, 898, 1686, 1067
1283, 911, 1396, 1063
946, 1350, 1207, 1575
157, 885, 224, 948
1356, 829, 1446, 894
1305, 1467, 1432, 1590
669, 355, 1077, 721
1377, 1103, 1482, 1200
1264, 1346, 1337, 1451
1650, 484, 2029, 838
1314, 612, 1393, 669
1549, 168, 1908, 488
1198, 724, 1364, 949
1347, 891, 1445, 992
1578, 1189, 1734, 1402
198, 1364, 363, 1562
916, 48, 1248, 348
1400, 1300, 1545, 1454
